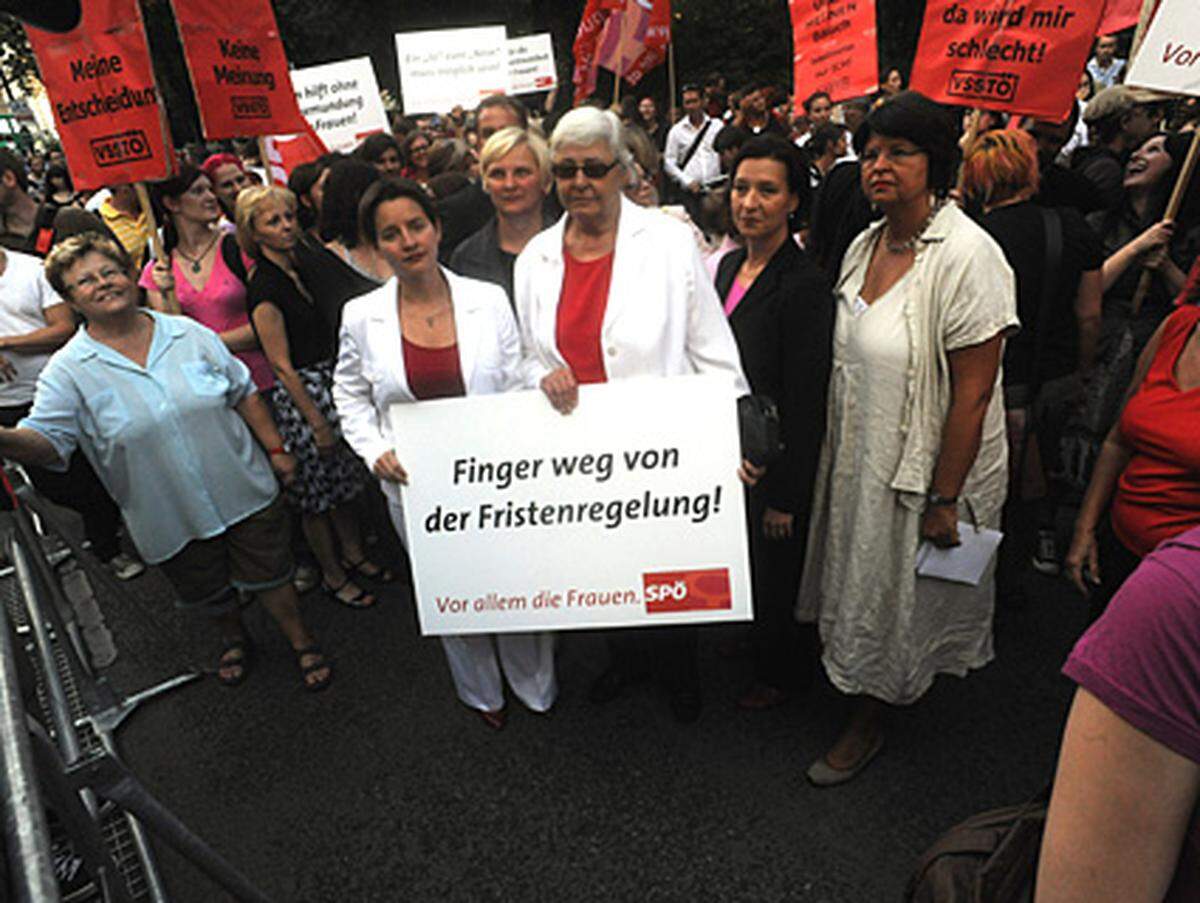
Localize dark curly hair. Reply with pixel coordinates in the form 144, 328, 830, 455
861, 91, 960, 199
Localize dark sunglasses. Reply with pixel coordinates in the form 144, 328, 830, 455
551, 159, 619, 180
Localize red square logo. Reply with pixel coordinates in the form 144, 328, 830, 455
643, 568, 731, 614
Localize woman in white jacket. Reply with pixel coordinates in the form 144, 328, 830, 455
333, 178, 555, 729
514, 106, 752, 724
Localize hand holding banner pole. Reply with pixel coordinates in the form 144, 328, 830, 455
1130, 129, 1200, 315
257, 137, 273, 186
134, 182, 179, 314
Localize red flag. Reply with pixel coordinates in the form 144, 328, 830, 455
597, 0, 671, 88
789, 0, 878, 107
25, 0, 174, 191
1097, 0, 1145, 35
909, 0, 1106, 121
263, 117, 328, 184
170, 0, 307, 139
572, 0, 624, 105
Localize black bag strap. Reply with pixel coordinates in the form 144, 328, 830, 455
677, 120, 712, 175
1031, 207, 1063, 394
220, 232, 248, 285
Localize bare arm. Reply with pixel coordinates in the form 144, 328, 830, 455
1074, 269, 1102, 376
1101, 221, 1173, 293
0, 426, 63, 468
251, 302, 333, 449
1063, 321, 1166, 592
0, 304, 76, 355
922, 335, 1004, 545
217, 323, 259, 353
1037, 688, 1200, 903
235, 391, 295, 484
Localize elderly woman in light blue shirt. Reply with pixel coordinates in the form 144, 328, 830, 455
0, 233, 332, 692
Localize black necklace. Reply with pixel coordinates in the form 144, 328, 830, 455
176, 233, 220, 273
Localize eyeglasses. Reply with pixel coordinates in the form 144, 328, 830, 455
551, 159, 619, 180
69, 265, 126, 295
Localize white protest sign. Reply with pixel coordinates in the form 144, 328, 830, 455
1126, 0, 1200, 97
290, 57, 389, 152
507, 33, 557, 95
390, 376, 752, 636
395, 25, 508, 115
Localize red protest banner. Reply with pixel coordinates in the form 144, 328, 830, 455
170, 0, 307, 139
909, 1, 1106, 120
25, 0, 174, 191
789, 0, 879, 107
1097, 0, 1143, 36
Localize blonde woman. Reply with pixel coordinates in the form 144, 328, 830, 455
237, 185, 384, 609
450, 126, 553, 303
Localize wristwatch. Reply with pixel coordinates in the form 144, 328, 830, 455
926, 492, 958, 508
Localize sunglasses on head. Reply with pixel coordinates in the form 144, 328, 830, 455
551, 159, 619, 180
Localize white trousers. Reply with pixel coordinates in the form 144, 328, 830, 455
388, 500, 558, 713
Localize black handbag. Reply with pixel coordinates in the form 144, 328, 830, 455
738, 394, 783, 467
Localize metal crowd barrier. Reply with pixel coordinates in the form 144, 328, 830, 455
0, 468, 273, 902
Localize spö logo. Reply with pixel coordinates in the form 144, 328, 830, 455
89, 130, 153, 167
643, 568, 731, 614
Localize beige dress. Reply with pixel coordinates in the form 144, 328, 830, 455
796, 204, 1018, 705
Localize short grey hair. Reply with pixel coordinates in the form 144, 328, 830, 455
549, 107, 632, 173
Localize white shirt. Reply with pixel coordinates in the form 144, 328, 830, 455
1086, 57, 1126, 90
514, 196, 748, 394
333, 268, 519, 504
0, 250, 69, 405
663, 115, 722, 189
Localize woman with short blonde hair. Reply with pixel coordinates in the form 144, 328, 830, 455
449, 126, 555, 303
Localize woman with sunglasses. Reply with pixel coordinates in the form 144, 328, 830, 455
513, 106, 752, 725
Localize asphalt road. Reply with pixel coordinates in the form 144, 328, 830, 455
66, 522, 1088, 903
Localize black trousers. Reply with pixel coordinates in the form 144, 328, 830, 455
746, 488, 817, 692
1087, 517, 1142, 624
0, 403, 123, 561
606, 626, 699, 694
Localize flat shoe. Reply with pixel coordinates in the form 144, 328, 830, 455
341, 556, 396, 584
806, 736, 884, 787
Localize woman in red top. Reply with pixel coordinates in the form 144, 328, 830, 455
1066, 272, 1200, 618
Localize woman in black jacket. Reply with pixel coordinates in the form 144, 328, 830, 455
715, 135, 834, 709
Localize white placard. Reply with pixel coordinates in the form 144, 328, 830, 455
390, 376, 752, 636
507, 33, 557, 95
1126, 0, 1200, 97
290, 57, 390, 153
395, 25, 508, 115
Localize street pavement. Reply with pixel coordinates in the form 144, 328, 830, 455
81, 528, 1088, 903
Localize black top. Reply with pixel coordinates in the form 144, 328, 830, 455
979, 201, 1104, 387
293, 235, 383, 349
1071, 145, 1125, 213
808, 159, 876, 281
716, 240, 834, 518
449, 219, 516, 307
1037, 163, 1106, 216
246, 255, 334, 369
436, 180, 494, 265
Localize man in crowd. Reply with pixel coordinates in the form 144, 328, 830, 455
1086, 34, 1126, 91
0, 149, 110, 256
735, 85, 787, 136
476, 94, 528, 144
97, 184, 152, 267
201, 152, 251, 222
1074, 86, 1162, 211
664, 84, 723, 218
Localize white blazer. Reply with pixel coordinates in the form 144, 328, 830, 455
333, 268, 519, 501
513, 196, 749, 393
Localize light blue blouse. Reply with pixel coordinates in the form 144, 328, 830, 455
20, 310, 279, 564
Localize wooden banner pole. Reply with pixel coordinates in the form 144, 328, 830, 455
134, 182, 179, 314
668, 42, 677, 123
257, 137, 274, 186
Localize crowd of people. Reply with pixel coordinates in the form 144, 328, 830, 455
1, 28, 1199, 896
